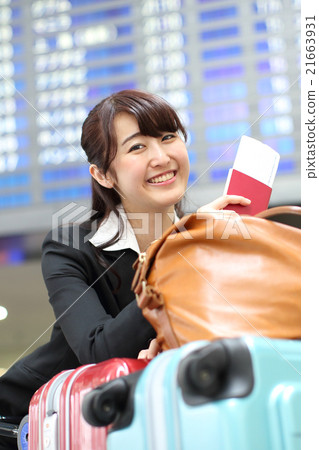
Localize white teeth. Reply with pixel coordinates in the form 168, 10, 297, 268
149, 171, 175, 184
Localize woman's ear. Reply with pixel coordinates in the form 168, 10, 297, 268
89, 164, 114, 189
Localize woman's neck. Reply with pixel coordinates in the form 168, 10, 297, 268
127, 208, 175, 252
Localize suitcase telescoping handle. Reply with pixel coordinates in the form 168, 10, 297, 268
0, 420, 18, 439
0, 415, 29, 450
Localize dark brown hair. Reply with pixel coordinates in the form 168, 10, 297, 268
81, 89, 188, 253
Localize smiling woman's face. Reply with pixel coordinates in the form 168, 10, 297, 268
107, 112, 190, 214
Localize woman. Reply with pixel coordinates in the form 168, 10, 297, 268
0, 89, 250, 448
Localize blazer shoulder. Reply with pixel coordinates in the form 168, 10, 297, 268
42, 222, 95, 253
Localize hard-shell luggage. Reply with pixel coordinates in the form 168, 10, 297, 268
28, 369, 73, 450
26, 358, 148, 450
83, 337, 301, 450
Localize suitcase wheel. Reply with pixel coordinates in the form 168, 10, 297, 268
178, 339, 254, 405
17, 415, 29, 450
181, 341, 228, 396
82, 378, 129, 427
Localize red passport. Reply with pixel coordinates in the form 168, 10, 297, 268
224, 169, 272, 215
223, 136, 280, 216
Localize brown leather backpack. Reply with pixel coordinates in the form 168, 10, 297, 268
132, 206, 301, 350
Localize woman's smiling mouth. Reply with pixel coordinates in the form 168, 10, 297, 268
147, 171, 176, 185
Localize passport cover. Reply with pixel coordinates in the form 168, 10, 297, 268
224, 168, 272, 215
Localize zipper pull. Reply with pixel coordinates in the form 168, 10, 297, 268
131, 252, 146, 292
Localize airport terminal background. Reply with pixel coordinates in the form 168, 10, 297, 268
0, 0, 300, 370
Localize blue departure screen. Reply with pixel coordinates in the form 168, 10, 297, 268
0, 0, 301, 235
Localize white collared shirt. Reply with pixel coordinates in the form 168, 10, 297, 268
89, 206, 179, 254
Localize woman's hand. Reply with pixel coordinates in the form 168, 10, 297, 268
138, 338, 161, 360
197, 195, 251, 214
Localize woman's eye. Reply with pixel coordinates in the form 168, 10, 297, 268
129, 144, 144, 152
162, 134, 175, 141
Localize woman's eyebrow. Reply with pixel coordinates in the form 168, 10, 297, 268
121, 131, 143, 146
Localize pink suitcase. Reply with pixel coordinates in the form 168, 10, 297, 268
27, 358, 147, 450
28, 370, 73, 449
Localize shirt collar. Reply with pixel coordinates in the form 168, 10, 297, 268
89, 205, 179, 254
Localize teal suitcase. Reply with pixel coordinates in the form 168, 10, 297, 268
83, 337, 301, 450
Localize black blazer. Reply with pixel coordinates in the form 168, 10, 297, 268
0, 223, 155, 420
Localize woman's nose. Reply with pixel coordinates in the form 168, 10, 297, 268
148, 143, 170, 167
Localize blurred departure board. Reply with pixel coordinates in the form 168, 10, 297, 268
0, 0, 301, 235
